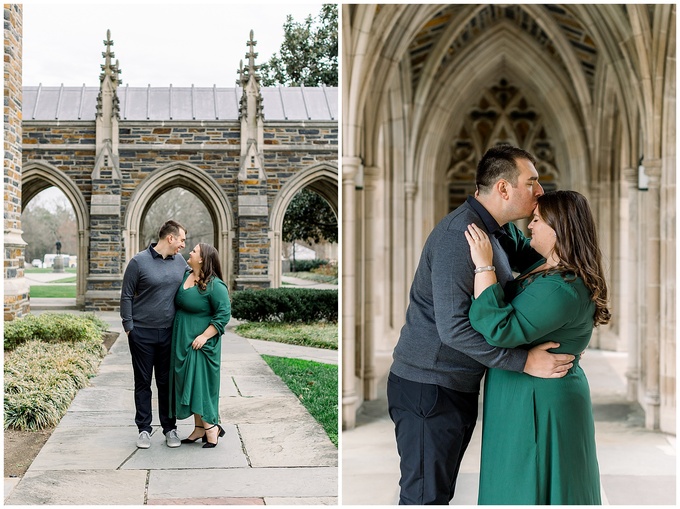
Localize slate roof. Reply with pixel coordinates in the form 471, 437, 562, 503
22, 85, 337, 121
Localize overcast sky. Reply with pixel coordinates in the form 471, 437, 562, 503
22, 1, 327, 209
23, 1, 327, 87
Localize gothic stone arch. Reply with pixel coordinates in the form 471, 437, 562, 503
342, 4, 675, 434
22, 161, 90, 307
269, 162, 338, 288
123, 162, 235, 289
16, 30, 338, 311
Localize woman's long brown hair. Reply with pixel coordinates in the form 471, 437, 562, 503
196, 243, 223, 292
536, 190, 611, 326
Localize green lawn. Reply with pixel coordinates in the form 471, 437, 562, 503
47, 276, 77, 284
25, 268, 77, 274
29, 286, 77, 298
235, 321, 337, 350
262, 355, 338, 446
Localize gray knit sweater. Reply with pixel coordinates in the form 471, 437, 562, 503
120, 244, 189, 332
390, 197, 542, 393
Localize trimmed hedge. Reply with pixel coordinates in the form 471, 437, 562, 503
231, 288, 338, 323
290, 259, 328, 272
4, 312, 107, 352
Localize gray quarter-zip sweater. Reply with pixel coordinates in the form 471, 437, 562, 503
120, 243, 189, 332
390, 197, 542, 393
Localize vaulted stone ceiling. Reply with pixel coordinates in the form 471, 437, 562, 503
408, 4, 600, 97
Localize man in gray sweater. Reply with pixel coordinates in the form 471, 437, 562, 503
388, 145, 576, 504
121, 220, 189, 449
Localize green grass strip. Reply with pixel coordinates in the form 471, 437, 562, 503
235, 322, 337, 350
29, 286, 77, 298
47, 276, 77, 284
261, 355, 338, 447
24, 268, 77, 274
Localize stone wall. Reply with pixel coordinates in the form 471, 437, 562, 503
3, 4, 29, 320
22, 119, 337, 309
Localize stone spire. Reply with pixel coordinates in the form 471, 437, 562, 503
238, 30, 264, 121
238, 30, 265, 184
96, 29, 121, 119
94, 29, 121, 179
235, 30, 269, 290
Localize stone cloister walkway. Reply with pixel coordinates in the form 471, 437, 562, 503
343, 349, 676, 505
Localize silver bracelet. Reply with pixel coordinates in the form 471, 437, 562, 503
474, 265, 495, 274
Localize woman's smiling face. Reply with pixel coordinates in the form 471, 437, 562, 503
527, 205, 556, 259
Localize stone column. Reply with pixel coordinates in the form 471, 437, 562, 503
235, 31, 270, 291
362, 166, 381, 400
3, 5, 29, 320
622, 166, 640, 400
643, 158, 662, 429
235, 199, 270, 291
404, 181, 418, 278
86, 163, 123, 311
342, 157, 361, 429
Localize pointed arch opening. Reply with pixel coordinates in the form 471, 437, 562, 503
410, 22, 590, 234
22, 161, 89, 308
124, 163, 235, 289
269, 162, 338, 288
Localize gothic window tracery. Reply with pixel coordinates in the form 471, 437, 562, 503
446, 78, 559, 212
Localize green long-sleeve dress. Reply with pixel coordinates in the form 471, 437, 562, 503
170, 272, 231, 424
469, 264, 601, 505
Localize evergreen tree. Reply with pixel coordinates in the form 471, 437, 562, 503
260, 4, 338, 87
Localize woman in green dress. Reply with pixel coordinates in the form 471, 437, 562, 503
465, 190, 610, 504
170, 242, 231, 448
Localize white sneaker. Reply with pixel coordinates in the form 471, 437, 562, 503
165, 429, 181, 448
136, 430, 151, 449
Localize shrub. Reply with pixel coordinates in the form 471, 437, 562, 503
3, 313, 108, 430
290, 259, 328, 272
4, 313, 105, 352
4, 339, 106, 430
231, 288, 338, 323
311, 263, 338, 278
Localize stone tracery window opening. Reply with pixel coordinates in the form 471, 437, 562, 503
446, 77, 560, 212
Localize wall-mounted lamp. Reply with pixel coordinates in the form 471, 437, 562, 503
637, 156, 648, 191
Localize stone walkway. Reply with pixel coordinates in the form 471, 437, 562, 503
5, 312, 338, 505
342, 349, 676, 505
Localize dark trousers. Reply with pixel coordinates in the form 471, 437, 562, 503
387, 372, 478, 505
128, 326, 176, 434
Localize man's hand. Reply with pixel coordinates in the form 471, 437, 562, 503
523, 342, 575, 378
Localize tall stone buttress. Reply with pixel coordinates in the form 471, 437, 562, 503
235, 31, 270, 290
86, 30, 123, 310
3, 5, 30, 320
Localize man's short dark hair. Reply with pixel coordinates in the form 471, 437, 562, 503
476, 144, 537, 193
158, 220, 185, 240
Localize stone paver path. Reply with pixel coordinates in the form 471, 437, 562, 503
5, 314, 338, 505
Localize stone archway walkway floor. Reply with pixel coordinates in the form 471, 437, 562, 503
342, 349, 676, 506
4, 311, 338, 505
